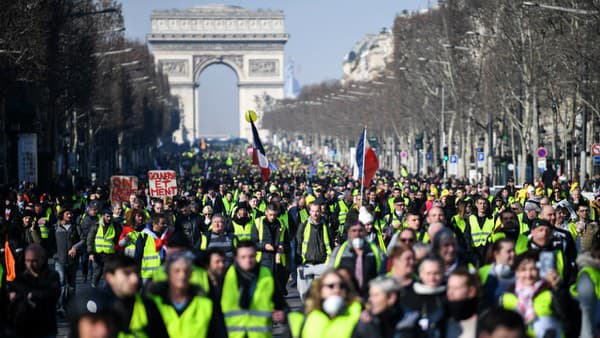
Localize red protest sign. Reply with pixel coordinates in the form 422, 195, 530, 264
148, 170, 177, 197
110, 176, 138, 204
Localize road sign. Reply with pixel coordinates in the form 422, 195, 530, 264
425, 152, 433, 161
477, 152, 485, 168
537, 147, 547, 158
593, 143, 600, 156
449, 155, 458, 164
400, 151, 408, 158
594, 156, 600, 166
537, 158, 547, 170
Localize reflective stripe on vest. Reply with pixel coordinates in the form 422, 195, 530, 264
141, 235, 161, 279
95, 223, 116, 254
152, 294, 212, 338
221, 265, 274, 338
333, 241, 382, 272
468, 215, 495, 247
301, 222, 332, 264
337, 201, 351, 226
233, 221, 253, 242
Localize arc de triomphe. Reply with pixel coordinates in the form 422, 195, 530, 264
147, 5, 288, 143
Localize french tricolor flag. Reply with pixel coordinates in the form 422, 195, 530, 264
250, 120, 271, 182
353, 127, 379, 187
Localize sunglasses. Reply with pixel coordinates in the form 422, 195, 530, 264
399, 237, 415, 243
323, 282, 346, 290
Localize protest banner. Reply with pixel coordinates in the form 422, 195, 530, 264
110, 176, 138, 204
148, 170, 177, 197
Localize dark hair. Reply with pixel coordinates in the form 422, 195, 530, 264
206, 247, 226, 260
151, 213, 167, 225
266, 203, 279, 213
234, 240, 257, 256
485, 238, 515, 264
478, 307, 526, 337
448, 267, 480, 290
513, 250, 539, 271
104, 254, 138, 274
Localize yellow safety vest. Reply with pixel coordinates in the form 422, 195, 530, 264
38, 208, 53, 239
501, 289, 556, 337
287, 311, 305, 338
571, 266, 600, 299
333, 241, 382, 272
118, 294, 150, 338
255, 216, 287, 267
468, 215, 495, 247
300, 222, 332, 264
221, 265, 275, 338
301, 302, 361, 338
151, 294, 212, 338
94, 223, 116, 254
141, 234, 161, 279
337, 201, 352, 229
232, 221, 253, 242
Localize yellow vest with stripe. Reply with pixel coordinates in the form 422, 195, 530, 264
255, 216, 287, 267
337, 201, 352, 229
151, 294, 212, 338
501, 289, 556, 337
221, 265, 275, 338
118, 294, 150, 338
94, 222, 116, 254
232, 221, 253, 242
333, 241, 382, 272
301, 301, 361, 338
301, 221, 332, 264
223, 198, 235, 217
141, 234, 161, 279
468, 215, 495, 247
38, 208, 53, 239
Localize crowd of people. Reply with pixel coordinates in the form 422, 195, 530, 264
1, 149, 599, 338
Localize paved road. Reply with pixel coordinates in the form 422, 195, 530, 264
57, 270, 302, 337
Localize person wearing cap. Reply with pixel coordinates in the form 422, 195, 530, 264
102, 254, 168, 338
350, 276, 419, 338
87, 209, 121, 288
8, 244, 60, 337
330, 220, 383, 297
384, 197, 406, 232
519, 200, 540, 233
68, 288, 120, 338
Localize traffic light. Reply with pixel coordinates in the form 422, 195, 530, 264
443, 146, 449, 161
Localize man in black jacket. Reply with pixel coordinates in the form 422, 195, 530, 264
103, 254, 169, 338
8, 244, 60, 337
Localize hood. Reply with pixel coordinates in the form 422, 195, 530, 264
577, 252, 600, 270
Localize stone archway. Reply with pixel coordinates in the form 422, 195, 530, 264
147, 4, 288, 143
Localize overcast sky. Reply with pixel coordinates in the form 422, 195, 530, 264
121, 0, 431, 137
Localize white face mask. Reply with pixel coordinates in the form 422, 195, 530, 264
351, 237, 364, 249
322, 295, 344, 316
493, 263, 513, 278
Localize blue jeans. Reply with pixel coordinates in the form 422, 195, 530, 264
55, 261, 77, 308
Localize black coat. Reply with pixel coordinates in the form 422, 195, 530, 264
8, 267, 60, 336
351, 307, 419, 338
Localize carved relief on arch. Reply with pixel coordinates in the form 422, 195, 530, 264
193, 54, 244, 78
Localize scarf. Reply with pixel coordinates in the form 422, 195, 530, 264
515, 279, 544, 323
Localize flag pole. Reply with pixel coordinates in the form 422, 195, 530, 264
360, 126, 367, 201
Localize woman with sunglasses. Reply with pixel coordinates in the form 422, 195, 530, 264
294, 269, 362, 338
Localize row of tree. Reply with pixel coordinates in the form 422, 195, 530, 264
0, 0, 179, 189
263, 0, 600, 185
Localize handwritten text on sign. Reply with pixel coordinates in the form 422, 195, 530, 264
148, 170, 177, 197
110, 176, 138, 204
